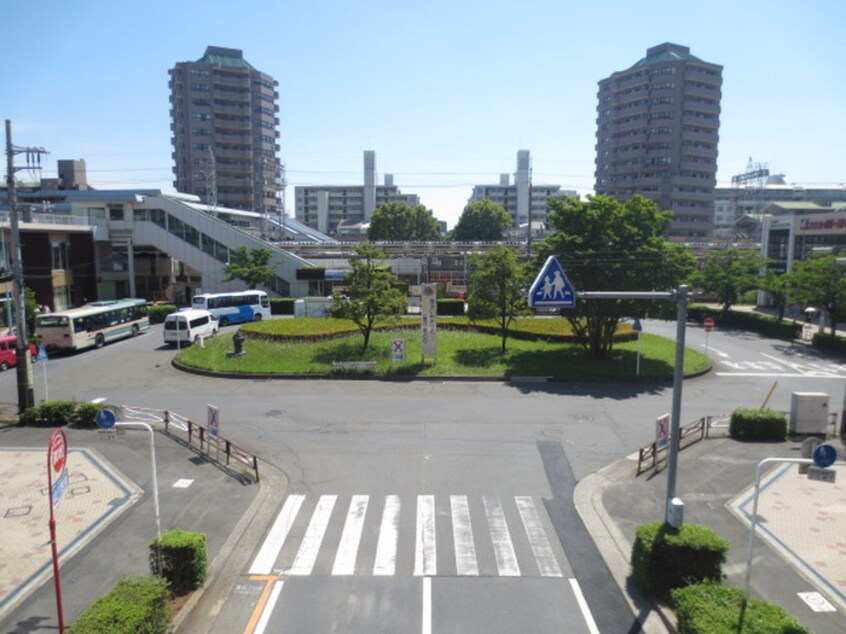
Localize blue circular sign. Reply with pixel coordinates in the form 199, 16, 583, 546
95, 408, 116, 430
813, 444, 837, 469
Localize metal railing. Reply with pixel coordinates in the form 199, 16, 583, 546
637, 415, 715, 474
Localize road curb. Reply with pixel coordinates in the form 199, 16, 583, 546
171, 458, 288, 633
574, 459, 676, 634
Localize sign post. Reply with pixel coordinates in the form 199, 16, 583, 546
703, 317, 714, 356
37, 345, 49, 401
208, 404, 220, 461
392, 339, 405, 362
420, 284, 437, 360
632, 319, 643, 377
46, 429, 68, 633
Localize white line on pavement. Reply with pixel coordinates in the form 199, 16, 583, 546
249, 494, 305, 575
515, 496, 562, 577
254, 580, 284, 634
484, 496, 520, 576
422, 577, 432, 634
414, 495, 437, 576
332, 495, 369, 576
450, 495, 479, 576
569, 578, 600, 634
290, 495, 337, 575
373, 495, 400, 576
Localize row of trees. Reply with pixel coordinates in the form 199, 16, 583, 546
366, 199, 513, 242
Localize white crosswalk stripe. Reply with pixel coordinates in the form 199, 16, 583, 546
252, 494, 563, 579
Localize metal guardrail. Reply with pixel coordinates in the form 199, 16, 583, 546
118, 404, 259, 481
637, 415, 715, 475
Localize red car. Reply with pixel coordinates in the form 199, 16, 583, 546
0, 335, 38, 371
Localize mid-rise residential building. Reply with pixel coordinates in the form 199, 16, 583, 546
295, 151, 421, 235
468, 150, 577, 235
169, 46, 281, 214
595, 43, 722, 239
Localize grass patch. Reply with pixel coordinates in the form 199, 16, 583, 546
177, 326, 708, 380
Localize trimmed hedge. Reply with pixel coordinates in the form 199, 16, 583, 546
812, 332, 846, 355
18, 400, 105, 428
672, 583, 810, 634
270, 298, 295, 315
729, 409, 787, 441
146, 304, 178, 324
67, 575, 169, 634
631, 521, 728, 602
436, 299, 465, 316
687, 305, 800, 340
150, 529, 207, 596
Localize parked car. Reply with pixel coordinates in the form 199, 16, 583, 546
0, 335, 38, 370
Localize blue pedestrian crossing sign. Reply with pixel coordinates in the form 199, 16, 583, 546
529, 256, 576, 308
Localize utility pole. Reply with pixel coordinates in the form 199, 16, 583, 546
5, 119, 47, 412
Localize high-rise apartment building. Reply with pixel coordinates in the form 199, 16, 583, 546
169, 46, 281, 214
595, 43, 722, 238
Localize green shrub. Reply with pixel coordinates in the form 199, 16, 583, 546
270, 298, 295, 315
437, 298, 465, 316
686, 305, 800, 340
729, 409, 787, 441
631, 521, 728, 602
17, 401, 109, 427
68, 402, 103, 428
67, 575, 170, 634
812, 332, 846, 355
146, 304, 178, 324
672, 583, 810, 633
150, 530, 207, 596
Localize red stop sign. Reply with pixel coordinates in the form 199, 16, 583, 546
703, 317, 715, 331
49, 429, 67, 474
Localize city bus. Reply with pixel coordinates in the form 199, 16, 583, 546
191, 290, 270, 326
35, 298, 150, 352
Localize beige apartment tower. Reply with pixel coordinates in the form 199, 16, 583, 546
169, 46, 281, 214
595, 43, 722, 238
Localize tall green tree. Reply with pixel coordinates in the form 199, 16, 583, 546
787, 254, 846, 336
451, 200, 512, 241
223, 247, 275, 289
367, 202, 441, 241
691, 247, 769, 311
328, 243, 408, 350
538, 195, 696, 358
758, 269, 792, 322
466, 246, 531, 352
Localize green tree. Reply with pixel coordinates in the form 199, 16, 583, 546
451, 199, 512, 241
466, 246, 531, 352
787, 254, 846, 336
223, 247, 275, 289
691, 247, 769, 311
367, 202, 442, 241
758, 269, 792, 322
328, 243, 408, 350
538, 195, 696, 358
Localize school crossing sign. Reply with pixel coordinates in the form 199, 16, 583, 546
529, 256, 576, 308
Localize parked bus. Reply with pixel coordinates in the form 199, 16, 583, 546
191, 291, 270, 326
35, 298, 150, 352
163, 309, 219, 347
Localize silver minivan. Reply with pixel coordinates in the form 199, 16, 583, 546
163, 309, 219, 347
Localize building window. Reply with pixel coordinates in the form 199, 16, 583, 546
51, 241, 70, 270
109, 205, 124, 221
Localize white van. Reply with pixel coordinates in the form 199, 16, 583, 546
163, 309, 219, 347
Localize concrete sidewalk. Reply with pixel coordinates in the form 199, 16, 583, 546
576, 434, 846, 633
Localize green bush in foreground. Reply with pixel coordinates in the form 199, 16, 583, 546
67, 575, 169, 634
150, 529, 208, 596
17, 400, 105, 428
729, 409, 787, 441
672, 583, 810, 633
632, 521, 728, 601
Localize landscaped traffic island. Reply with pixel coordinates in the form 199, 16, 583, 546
172, 317, 710, 380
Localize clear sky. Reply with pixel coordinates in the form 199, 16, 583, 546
4, 0, 845, 229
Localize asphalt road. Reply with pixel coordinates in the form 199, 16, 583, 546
1, 319, 843, 633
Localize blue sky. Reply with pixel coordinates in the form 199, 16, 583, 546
4, 0, 845, 228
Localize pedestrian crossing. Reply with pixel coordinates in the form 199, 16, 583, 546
249, 494, 565, 579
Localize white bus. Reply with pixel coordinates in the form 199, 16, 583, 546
191, 291, 271, 326
163, 309, 219, 347
35, 298, 150, 352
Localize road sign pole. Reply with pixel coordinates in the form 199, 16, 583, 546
46, 429, 67, 634
636, 331, 641, 377
114, 422, 162, 542
664, 285, 688, 527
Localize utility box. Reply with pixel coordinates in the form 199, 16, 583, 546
790, 392, 829, 434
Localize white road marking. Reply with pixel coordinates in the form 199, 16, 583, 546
290, 495, 337, 575
716, 372, 846, 379
450, 495, 479, 576
570, 578, 600, 634
414, 495, 437, 576
422, 577, 432, 634
254, 580, 284, 634
484, 496, 520, 576
703, 345, 729, 358
515, 496, 562, 577
332, 495, 368, 576
373, 495, 400, 575
90, 397, 107, 404
249, 494, 305, 575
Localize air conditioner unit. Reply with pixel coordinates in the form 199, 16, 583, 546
789, 392, 829, 434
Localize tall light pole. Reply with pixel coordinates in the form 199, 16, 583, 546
5, 119, 47, 412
